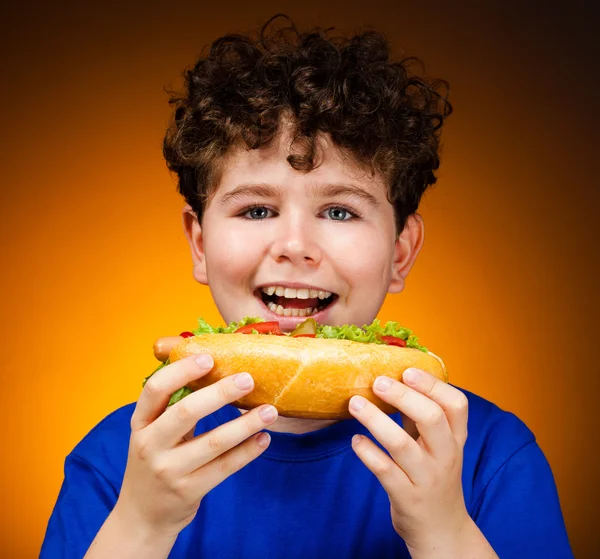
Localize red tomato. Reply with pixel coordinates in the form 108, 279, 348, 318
381, 336, 407, 347
235, 321, 283, 335
179, 331, 195, 338
292, 333, 316, 338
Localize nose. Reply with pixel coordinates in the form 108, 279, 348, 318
269, 214, 322, 266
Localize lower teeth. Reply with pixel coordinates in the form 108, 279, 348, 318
267, 302, 320, 317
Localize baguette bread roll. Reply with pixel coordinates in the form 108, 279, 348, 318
169, 333, 448, 419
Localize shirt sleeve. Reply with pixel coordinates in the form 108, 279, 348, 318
40, 453, 119, 559
471, 440, 574, 558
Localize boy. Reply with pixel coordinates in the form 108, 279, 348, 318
40, 16, 573, 559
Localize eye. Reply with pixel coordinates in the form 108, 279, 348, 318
324, 206, 355, 221
242, 206, 272, 220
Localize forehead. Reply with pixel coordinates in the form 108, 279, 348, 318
215, 128, 385, 195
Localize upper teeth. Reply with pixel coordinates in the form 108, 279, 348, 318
262, 286, 333, 299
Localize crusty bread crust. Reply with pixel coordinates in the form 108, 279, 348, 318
169, 333, 448, 419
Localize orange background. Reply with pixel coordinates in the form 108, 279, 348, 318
2, 1, 598, 557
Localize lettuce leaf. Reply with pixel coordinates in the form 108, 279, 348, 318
167, 386, 193, 406
316, 318, 428, 352
317, 323, 381, 344
364, 319, 427, 352
192, 316, 265, 335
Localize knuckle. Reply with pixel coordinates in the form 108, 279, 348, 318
170, 476, 189, 499
144, 378, 163, 398
132, 434, 152, 462
388, 436, 410, 455
453, 394, 469, 414
151, 456, 172, 483
174, 401, 194, 423
207, 435, 227, 452
372, 458, 394, 477
217, 379, 233, 402
217, 454, 235, 477
425, 408, 445, 427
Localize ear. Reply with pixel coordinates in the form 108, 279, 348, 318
388, 213, 425, 294
182, 204, 209, 285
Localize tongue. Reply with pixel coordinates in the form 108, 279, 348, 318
276, 296, 321, 309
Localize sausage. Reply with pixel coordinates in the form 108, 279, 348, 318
153, 336, 184, 362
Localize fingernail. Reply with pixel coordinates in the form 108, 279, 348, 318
259, 405, 277, 423
234, 373, 253, 390
403, 368, 422, 384
195, 354, 213, 368
257, 432, 271, 448
374, 376, 393, 392
350, 395, 366, 412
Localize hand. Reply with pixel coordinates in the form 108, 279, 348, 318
348, 368, 470, 553
116, 349, 278, 539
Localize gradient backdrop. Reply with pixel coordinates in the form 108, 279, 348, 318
1, 0, 598, 557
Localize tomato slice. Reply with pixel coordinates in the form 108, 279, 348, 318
382, 336, 407, 347
179, 331, 195, 338
235, 321, 283, 335
292, 333, 316, 338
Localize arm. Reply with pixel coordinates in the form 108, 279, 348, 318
83, 503, 176, 559
404, 517, 498, 559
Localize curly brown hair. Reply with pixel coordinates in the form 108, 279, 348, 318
163, 14, 452, 234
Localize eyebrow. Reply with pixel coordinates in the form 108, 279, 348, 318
217, 182, 381, 209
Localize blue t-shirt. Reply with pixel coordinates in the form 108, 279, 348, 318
40, 387, 573, 558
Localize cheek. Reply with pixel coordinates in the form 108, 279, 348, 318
204, 226, 264, 283
327, 228, 393, 286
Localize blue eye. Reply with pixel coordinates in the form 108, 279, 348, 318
244, 206, 271, 220
326, 207, 353, 221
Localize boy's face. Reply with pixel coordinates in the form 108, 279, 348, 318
183, 127, 424, 332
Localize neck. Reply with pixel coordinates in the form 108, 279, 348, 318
237, 408, 340, 434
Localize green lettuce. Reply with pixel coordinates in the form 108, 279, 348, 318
167, 386, 193, 406
192, 316, 265, 335
316, 318, 428, 352
317, 323, 381, 344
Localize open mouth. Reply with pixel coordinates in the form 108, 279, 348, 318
255, 285, 338, 317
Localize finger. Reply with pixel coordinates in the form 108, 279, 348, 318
153, 336, 184, 362
349, 395, 425, 485
372, 375, 454, 458
149, 371, 258, 449
402, 368, 469, 445
351, 433, 410, 499
131, 353, 213, 432
188, 430, 272, 492
170, 404, 278, 476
